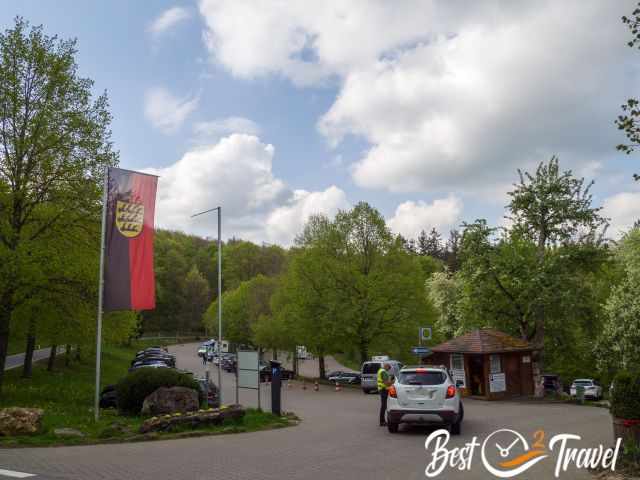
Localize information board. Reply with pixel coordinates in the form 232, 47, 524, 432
237, 350, 259, 390
489, 372, 506, 393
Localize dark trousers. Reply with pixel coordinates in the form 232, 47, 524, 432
379, 389, 388, 425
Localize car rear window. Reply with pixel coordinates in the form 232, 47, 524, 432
574, 380, 593, 386
399, 371, 446, 385
362, 363, 381, 374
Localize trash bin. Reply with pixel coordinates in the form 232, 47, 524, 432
576, 385, 585, 403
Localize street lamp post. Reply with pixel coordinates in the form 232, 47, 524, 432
191, 206, 223, 404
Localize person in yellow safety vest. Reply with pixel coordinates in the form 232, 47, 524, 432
377, 363, 394, 426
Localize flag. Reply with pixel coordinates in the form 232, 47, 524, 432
103, 167, 158, 311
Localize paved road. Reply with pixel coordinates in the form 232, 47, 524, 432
0, 343, 616, 480
4, 347, 62, 371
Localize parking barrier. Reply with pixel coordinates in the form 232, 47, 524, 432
314, 381, 319, 391
335, 382, 342, 392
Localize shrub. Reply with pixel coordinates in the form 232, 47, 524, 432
610, 371, 640, 419
116, 368, 200, 416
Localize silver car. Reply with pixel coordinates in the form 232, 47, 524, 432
360, 360, 403, 394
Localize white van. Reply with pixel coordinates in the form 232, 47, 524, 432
361, 359, 403, 394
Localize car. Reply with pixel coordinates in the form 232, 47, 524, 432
259, 361, 295, 382
360, 359, 403, 394
128, 360, 171, 372
386, 365, 464, 435
99, 384, 118, 409
195, 377, 221, 408
327, 371, 361, 385
221, 356, 237, 372
132, 354, 175, 368
541, 374, 563, 395
570, 379, 603, 400
197, 345, 208, 358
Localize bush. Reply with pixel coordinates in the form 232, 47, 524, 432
611, 371, 640, 419
116, 368, 200, 416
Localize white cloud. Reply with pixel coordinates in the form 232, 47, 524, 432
198, 1, 639, 197
602, 192, 640, 238
144, 87, 199, 134
193, 117, 261, 141
148, 7, 191, 37
387, 195, 463, 240
144, 134, 348, 245
265, 187, 349, 244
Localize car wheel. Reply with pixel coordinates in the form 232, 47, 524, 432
387, 422, 399, 433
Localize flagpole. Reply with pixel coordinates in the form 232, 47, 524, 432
94, 169, 108, 421
217, 206, 222, 405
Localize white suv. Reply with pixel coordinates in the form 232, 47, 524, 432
386, 365, 463, 434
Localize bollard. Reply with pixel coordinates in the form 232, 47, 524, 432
314, 381, 319, 391
335, 382, 341, 392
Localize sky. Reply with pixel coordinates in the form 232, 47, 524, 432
2, 1, 640, 245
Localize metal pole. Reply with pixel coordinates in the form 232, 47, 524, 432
94, 169, 108, 421
217, 207, 222, 405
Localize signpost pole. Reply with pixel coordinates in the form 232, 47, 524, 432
217, 206, 222, 405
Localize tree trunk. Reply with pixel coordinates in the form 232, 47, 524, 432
22, 333, 36, 378
272, 349, 278, 361
65, 345, 71, 366
359, 340, 369, 364
47, 345, 57, 371
318, 354, 326, 379
75, 345, 81, 362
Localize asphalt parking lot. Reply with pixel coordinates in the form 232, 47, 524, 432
0, 343, 615, 480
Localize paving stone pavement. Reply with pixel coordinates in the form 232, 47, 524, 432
0, 343, 616, 480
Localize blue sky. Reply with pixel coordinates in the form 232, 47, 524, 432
2, 1, 639, 244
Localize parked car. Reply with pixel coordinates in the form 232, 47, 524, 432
327, 371, 361, 385
99, 384, 117, 409
360, 359, 403, 394
197, 345, 208, 358
128, 360, 171, 372
386, 365, 464, 434
132, 354, 175, 368
570, 379, 603, 400
221, 356, 237, 372
541, 374, 563, 395
195, 377, 221, 408
259, 361, 294, 382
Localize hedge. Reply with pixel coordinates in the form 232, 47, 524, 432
610, 370, 640, 420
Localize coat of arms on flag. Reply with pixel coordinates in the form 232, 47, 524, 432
116, 200, 144, 237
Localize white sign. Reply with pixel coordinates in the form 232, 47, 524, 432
489, 373, 506, 393
237, 350, 259, 390
522, 355, 531, 364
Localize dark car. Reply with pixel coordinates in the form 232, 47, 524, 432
195, 377, 221, 408
327, 371, 361, 385
221, 357, 236, 372
99, 384, 118, 409
541, 374, 563, 395
259, 361, 295, 382
133, 353, 176, 367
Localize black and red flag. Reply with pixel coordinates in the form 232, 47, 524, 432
103, 167, 158, 311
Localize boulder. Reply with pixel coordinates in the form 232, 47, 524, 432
0, 407, 43, 436
141, 386, 199, 416
139, 405, 245, 433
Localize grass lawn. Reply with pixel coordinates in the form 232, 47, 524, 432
0, 342, 295, 447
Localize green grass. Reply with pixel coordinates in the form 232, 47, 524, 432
0, 342, 296, 447
333, 353, 361, 372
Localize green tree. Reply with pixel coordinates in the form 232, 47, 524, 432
182, 265, 210, 334
597, 228, 640, 371
0, 18, 117, 389
507, 157, 607, 354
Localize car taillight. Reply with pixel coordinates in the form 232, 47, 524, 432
446, 385, 456, 398
389, 386, 397, 398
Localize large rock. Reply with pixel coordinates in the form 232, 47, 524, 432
141, 386, 199, 416
0, 407, 43, 436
